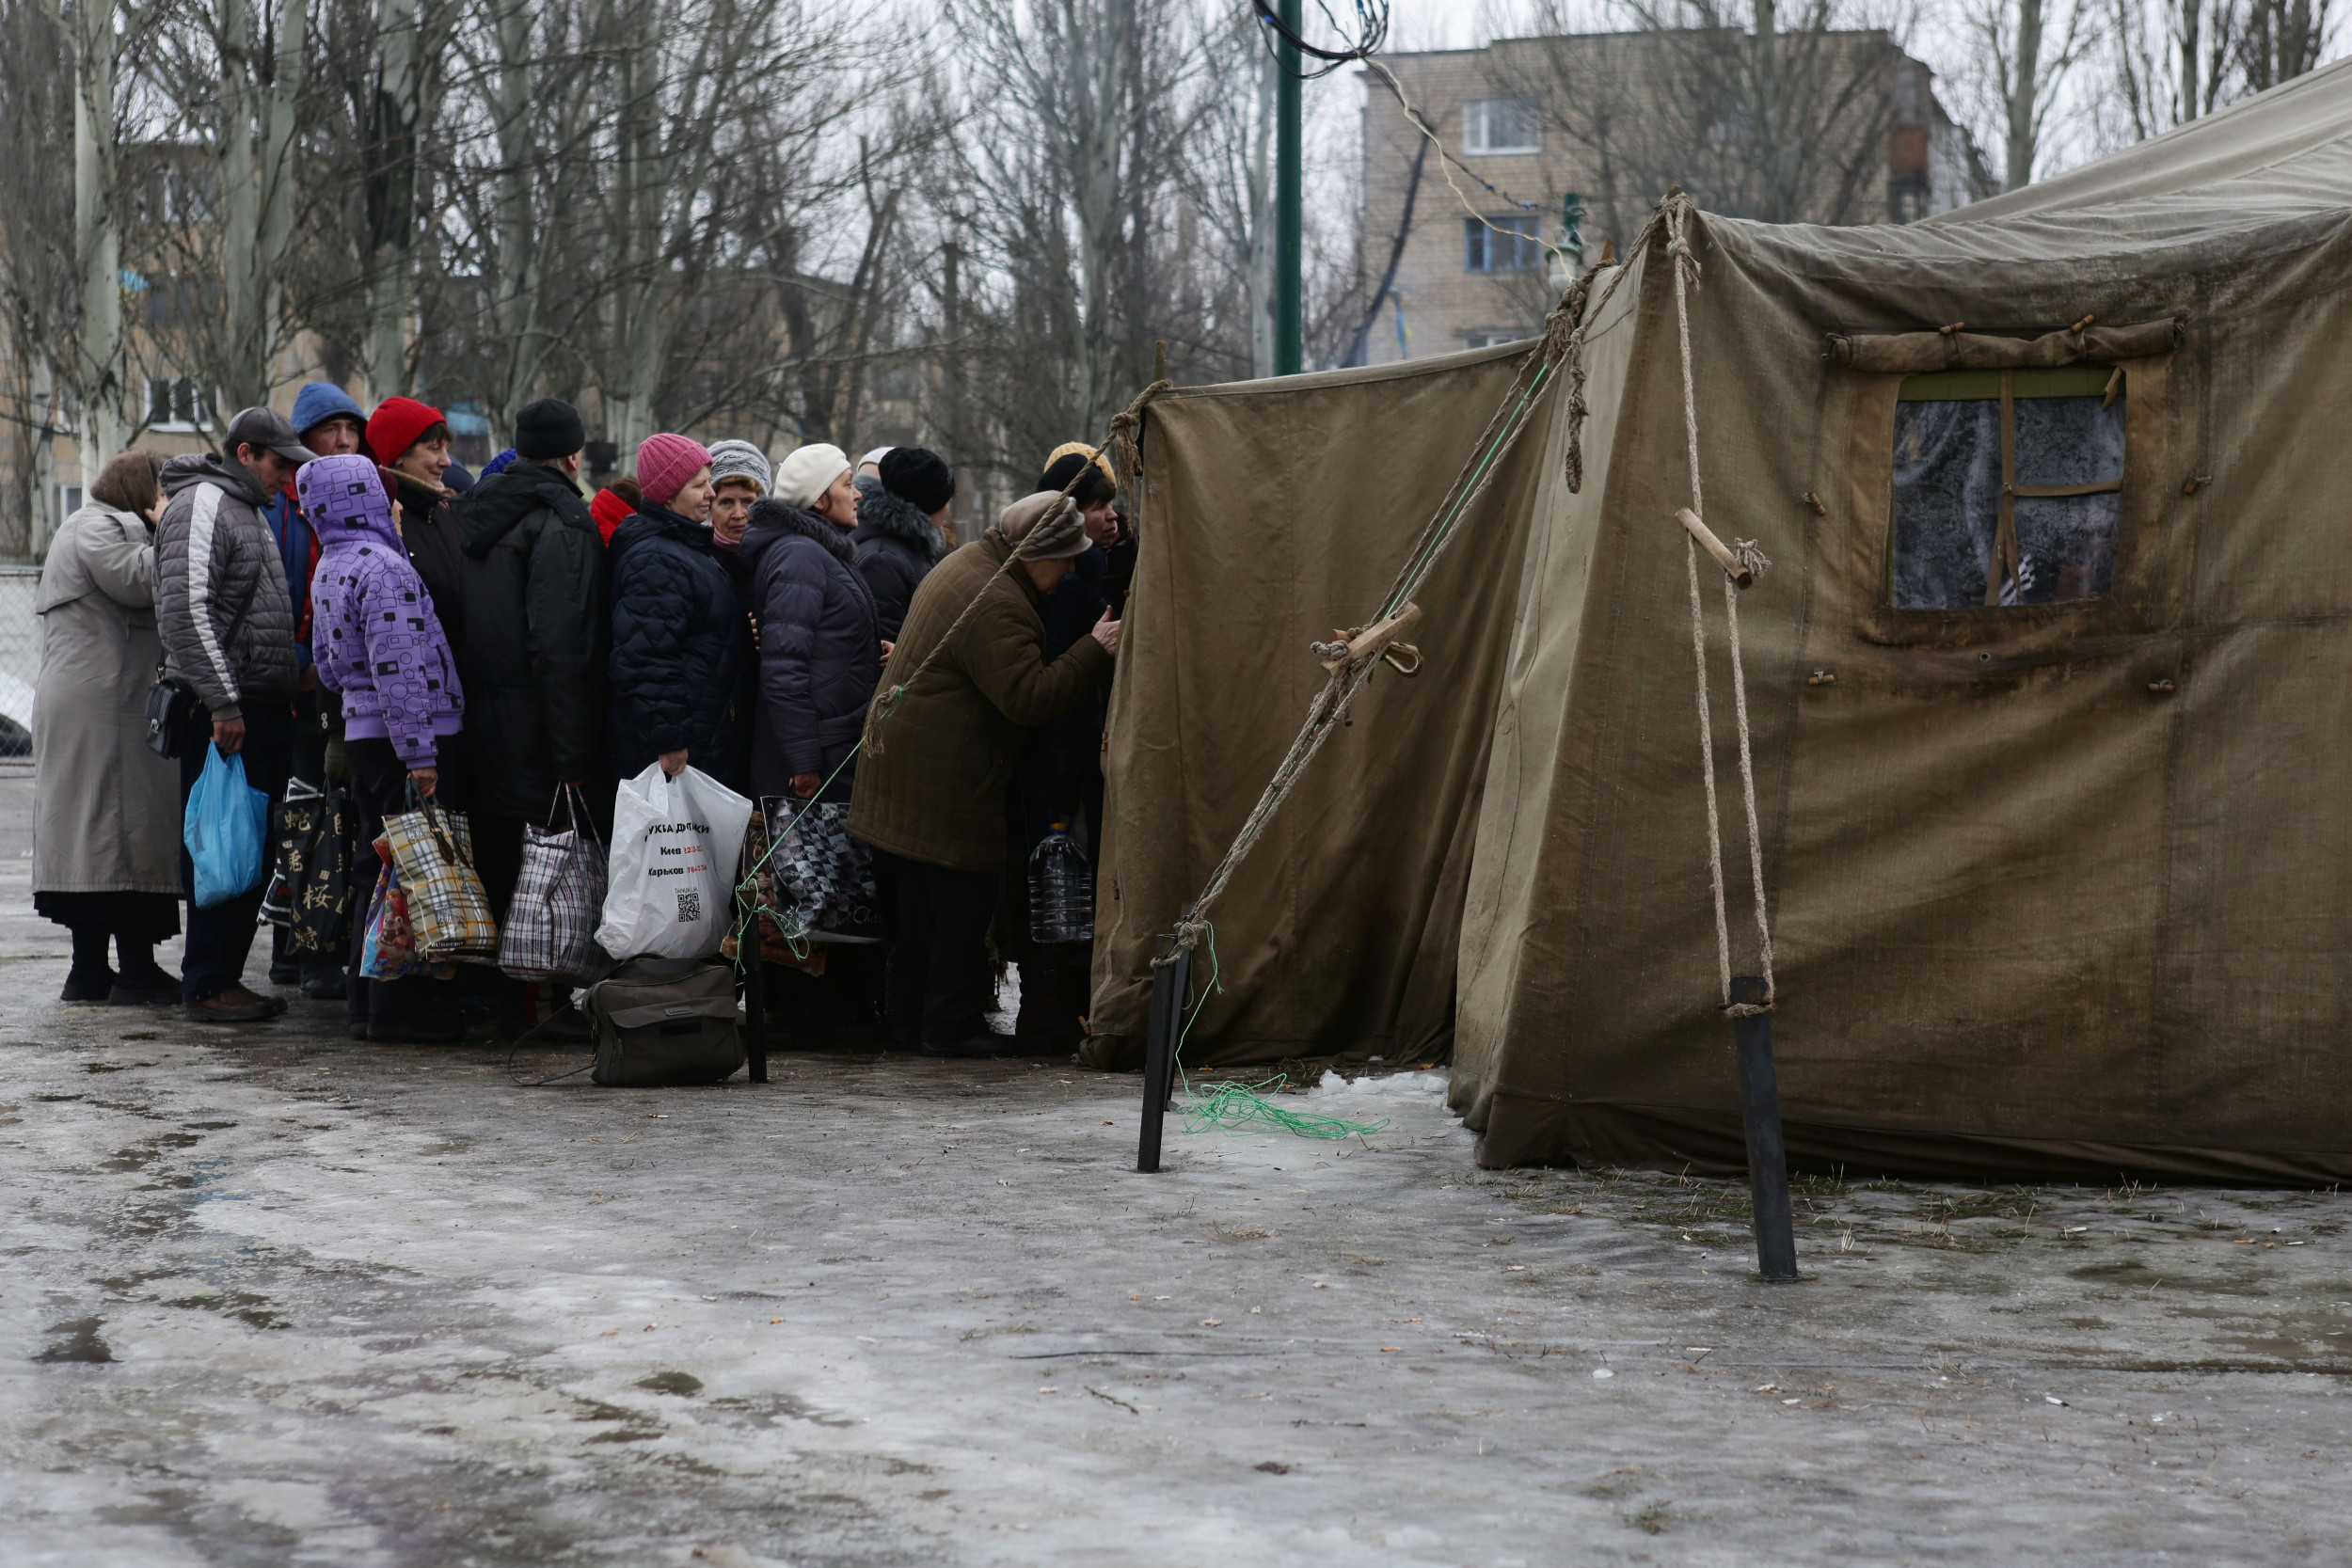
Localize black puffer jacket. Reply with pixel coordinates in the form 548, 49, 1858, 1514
453, 462, 611, 820
741, 500, 881, 805
606, 503, 752, 791
386, 468, 466, 642
852, 483, 948, 641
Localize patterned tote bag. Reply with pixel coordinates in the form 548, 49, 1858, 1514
755, 797, 882, 943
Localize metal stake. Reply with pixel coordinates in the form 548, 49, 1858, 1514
742, 893, 768, 1085
1731, 975, 1796, 1281
1137, 934, 1191, 1173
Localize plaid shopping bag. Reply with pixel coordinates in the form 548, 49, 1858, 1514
498, 787, 613, 988
383, 798, 500, 964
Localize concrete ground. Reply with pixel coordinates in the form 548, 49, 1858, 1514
1, 766, 2347, 1566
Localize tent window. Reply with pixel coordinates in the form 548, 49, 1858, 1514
1889, 366, 2125, 610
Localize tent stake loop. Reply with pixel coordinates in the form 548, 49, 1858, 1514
1138, 935, 1192, 1173
1730, 975, 1798, 1282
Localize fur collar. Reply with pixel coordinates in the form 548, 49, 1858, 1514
854, 485, 949, 564
745, 498, 856, 565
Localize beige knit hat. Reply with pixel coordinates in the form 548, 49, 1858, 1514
1000, 492, 1089, 560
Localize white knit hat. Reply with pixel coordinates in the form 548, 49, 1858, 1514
774, 442, 851, 509
859, 446, 895, 468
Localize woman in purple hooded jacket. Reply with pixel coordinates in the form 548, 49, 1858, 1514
299, 454, 469, 1045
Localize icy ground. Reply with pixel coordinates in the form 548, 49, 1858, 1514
2, 768, 2349, 1565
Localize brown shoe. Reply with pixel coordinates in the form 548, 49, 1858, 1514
183, 985, 282, 1024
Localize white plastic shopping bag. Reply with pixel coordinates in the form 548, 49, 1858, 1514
595, 763, 755, 961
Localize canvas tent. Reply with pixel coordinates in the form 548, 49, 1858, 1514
1088, 57, 2352, 1184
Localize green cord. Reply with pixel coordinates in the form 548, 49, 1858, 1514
1169, 921, 1389, 1141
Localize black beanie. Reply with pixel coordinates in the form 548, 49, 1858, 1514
880, 446, 955, 515
514, 398, 586, 461
1040, 451, 1117, 509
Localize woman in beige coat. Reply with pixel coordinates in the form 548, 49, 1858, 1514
35, 451, 183, 1004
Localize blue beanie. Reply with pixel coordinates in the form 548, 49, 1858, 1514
481, 449, 518, 478
289, 382, 365, 440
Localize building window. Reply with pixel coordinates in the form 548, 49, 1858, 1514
1463, 328, 1528, 349
146, 376, 203, 431
1465, 215, 1542, 273
1890, 366, 2125, 610
1463, 98, 1538, 155
55, 484, 83, 519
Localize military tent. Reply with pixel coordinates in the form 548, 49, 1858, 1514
1089, 57, 2352, 1184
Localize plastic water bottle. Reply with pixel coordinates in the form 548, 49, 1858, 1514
1028, 823, 1094, 943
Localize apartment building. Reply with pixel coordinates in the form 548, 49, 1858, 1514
1357, 30, 1992, 364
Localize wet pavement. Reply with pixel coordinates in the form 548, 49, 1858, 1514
1, 768, 2348, 1566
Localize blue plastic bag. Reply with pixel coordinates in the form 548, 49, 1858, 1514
183, 743, 269, 908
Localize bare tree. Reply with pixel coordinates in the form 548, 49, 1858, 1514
1492, 0, 1915, 239
0, 0, 76, 552
952, 0, 1211, 442
2238, 0, 2330, 87
1967, 0, 2096, 187
339, 0, 458, 401
61, 0, 139, 464
2101, 0, 2245, 141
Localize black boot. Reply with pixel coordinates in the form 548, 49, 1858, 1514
61, 927, 116, 1003
268, 923, 300, 987
298, 955, 348, 1001
109, 937, 181, 1006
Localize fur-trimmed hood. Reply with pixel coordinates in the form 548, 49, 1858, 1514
853, 483, 948, 565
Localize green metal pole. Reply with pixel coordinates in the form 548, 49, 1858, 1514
1275, 0, 1303, 375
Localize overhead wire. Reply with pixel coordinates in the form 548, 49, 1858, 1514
1250, 0, 1389, 79
1250, 3, 1574, 266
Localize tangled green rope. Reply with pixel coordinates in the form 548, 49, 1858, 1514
1171, 922, 1389, 1141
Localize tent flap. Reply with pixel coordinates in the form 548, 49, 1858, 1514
1828, 319, 2180, 373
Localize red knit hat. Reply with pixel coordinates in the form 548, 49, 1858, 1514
367, 395, 447, 466
590, 485, 634, 545
636, 433, 710, 508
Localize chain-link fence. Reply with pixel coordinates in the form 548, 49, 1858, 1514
0, 566, 38, 756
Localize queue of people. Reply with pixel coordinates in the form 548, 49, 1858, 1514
31, 388, 1126, 1060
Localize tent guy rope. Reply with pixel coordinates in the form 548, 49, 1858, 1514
1661, 194, 1777, 1016
1160, 195, 1685, 966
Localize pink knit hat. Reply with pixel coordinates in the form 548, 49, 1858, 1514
635, 433, 711, 508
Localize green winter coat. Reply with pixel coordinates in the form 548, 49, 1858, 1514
849, 529, 1110, 873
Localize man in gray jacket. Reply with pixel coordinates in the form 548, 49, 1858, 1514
156, 406, 313, 1022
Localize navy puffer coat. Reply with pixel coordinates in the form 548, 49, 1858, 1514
606, 502, 752, 791
740, 500, 881, 805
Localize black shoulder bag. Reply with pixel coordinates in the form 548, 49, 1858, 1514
146, 569, 262, 759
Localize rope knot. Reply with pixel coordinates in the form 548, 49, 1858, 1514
1731, 539, 1772, 581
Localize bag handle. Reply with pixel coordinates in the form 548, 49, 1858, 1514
550, 783, 606, 851
405, 781, 466, 867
